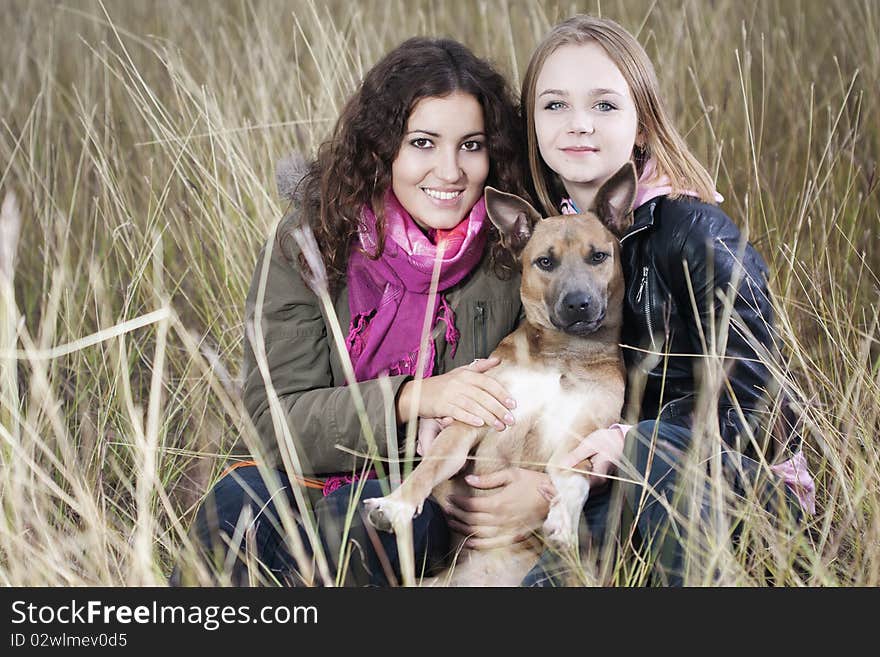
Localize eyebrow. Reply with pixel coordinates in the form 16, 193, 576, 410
538, 88, 624, 98
406, 130, 486, 139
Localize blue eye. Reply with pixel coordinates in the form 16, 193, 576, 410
544, 101, 566, 111
410, 138, 433, 149
590, 252, 609, 264
595, 101, 616, 112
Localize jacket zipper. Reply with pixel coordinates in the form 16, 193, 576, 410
474, 302, 486, 359
635, 265, 657, 348
635, 265, 648, 304
619, 225, 649, 245
624, 215, 658, 349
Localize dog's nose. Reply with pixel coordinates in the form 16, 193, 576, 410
560, 291, 591, 322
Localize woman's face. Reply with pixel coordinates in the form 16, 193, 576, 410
391, 92, 490, 231
534, 42, 639, 198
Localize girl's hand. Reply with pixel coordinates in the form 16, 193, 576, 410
396, 357, 517, 431
443, 467, 555, 549
560, 427, 627, 491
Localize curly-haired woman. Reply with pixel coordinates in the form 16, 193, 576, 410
173, 37, 543, 587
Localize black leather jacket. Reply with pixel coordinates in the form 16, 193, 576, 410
620, 195, 786, 459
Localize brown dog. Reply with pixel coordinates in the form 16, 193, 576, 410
363, 163, 637, 586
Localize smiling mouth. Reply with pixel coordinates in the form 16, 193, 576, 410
421, 188, 464, 201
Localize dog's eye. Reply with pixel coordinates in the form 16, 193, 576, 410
590, 252, 609, 264
534, 256, 555, 271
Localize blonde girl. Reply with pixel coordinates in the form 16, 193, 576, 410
499, 15, 812, 585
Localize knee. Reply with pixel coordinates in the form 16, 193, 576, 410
181, 467, 301, 586
618, 421, 684, 505
628, 421, 660, 448
621, 421, 664, 477
194, 467, 288, 540
624, 420, 690, 471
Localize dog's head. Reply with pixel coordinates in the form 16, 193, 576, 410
485, 163, 636, 336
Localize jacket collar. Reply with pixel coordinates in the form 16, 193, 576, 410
620, 197, 659, 244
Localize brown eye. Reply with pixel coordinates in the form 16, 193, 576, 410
535, 256, 555, 271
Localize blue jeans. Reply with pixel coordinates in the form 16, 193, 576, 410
171, 468, 450, 586
523, 419, 804, 586
174, 421, 800, 586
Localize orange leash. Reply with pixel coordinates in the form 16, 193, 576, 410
220, 460, 326, 490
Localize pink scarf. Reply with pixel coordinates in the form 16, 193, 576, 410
344, 191, 488, 382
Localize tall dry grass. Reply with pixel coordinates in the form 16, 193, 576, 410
0, 0, 877, 586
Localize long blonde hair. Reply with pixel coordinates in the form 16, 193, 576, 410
521, 15, 717, 216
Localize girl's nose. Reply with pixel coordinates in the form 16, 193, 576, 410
568, 109, 595, 135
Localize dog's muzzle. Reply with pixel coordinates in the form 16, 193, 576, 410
553, 291, 606, 335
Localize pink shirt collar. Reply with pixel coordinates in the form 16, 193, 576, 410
560, 159, 724, 215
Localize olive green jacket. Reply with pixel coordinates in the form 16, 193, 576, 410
241, 219, 522, 476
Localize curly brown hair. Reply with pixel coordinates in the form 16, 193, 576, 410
276, 37, 527, 293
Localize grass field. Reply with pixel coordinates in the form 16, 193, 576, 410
1, 0, 878, 586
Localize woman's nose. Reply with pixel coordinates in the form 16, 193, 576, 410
434, 148, 463, 182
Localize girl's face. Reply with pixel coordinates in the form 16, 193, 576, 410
534, 42, 639, 199
391, 92, 490, 231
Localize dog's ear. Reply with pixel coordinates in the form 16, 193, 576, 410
593, 162, 637, 237
485, 187, 542, 255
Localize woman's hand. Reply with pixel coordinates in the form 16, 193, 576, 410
560, 427, 627, 491
443, 467, 555, 549
396, 357, 516, 431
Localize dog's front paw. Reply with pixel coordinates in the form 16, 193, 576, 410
543, 501, 578, 552
363, 496, 418, 533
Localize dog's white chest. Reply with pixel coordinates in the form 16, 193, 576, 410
501, 367, 586, 442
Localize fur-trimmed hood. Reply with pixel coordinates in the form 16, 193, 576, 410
275, 151, 309, 203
